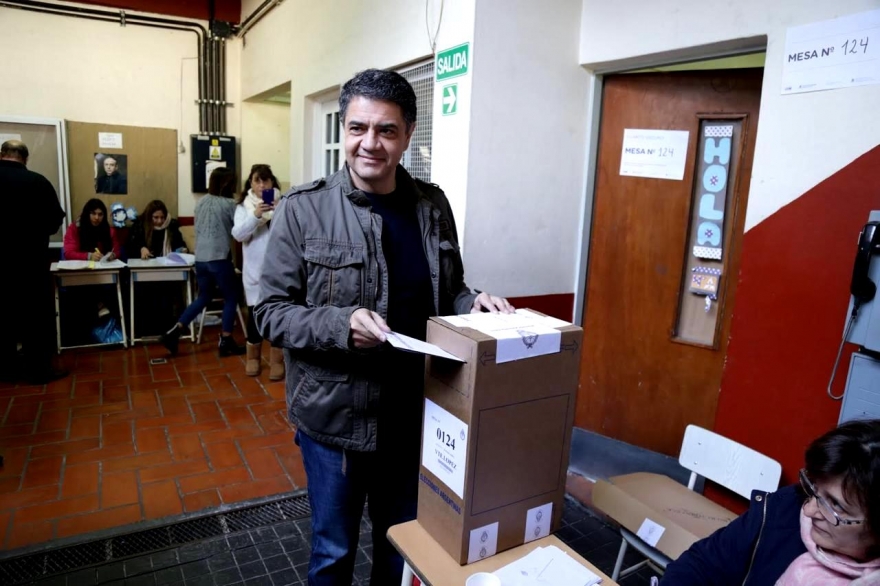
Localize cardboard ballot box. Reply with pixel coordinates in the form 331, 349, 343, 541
592, 472, 737, 560
416, 310, 583, 565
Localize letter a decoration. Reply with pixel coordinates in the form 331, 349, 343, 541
693, 125, 733, 260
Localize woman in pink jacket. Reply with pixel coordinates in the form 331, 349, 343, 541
63, 198, 125, 261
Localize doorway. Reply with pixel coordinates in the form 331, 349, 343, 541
576, 68, 763, 456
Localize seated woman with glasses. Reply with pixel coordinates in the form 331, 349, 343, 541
661, 419, 880, 585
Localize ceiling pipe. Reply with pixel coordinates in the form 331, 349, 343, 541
0, 0, 221, 134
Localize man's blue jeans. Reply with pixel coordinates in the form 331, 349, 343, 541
297, 429, 419, 586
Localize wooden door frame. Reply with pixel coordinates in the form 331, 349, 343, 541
573, 40, 768, 326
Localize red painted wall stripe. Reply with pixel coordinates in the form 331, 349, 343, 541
707, 145, 880, 509
507, 293, 575, 321
72, 0, 240, 22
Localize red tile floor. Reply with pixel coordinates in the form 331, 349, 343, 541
0, 340, 305, 552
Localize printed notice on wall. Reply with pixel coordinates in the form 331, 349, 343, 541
782, 9, 880, 94
619, 129, 690, 180
0, 133, 22, 144
422, 399, 468, 499
98, 132, 123, 149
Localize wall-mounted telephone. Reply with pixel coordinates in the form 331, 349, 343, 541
851, 222, 880, 312
829, 216, 880, 401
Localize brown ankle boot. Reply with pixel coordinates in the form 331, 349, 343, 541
269, 347, 285, 381
245, 342, 261, 376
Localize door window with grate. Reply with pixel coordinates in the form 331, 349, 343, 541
399, 61, 434, 182
320, 100, 342, 176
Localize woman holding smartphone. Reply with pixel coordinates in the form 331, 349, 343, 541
232, 164, 284, 379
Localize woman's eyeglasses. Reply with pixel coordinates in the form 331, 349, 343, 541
799, 469, 865, 527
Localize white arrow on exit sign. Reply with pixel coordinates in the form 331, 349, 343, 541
442, 83, 458, 116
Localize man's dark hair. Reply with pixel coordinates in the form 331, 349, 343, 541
1, 140, 29, 161
339, 69, 417, 130
806, 419, 880, 542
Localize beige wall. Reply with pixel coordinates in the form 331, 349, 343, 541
241, 100, 291, 190
580, 0, 880, 231
0, 6, 242, 219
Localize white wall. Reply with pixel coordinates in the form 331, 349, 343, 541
463, 0, 590, 296
0, 6, 241, 219
580, 0, 880, 231
241, 101, 292, 189
239, 0, 477, 236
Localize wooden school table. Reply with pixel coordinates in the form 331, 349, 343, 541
128, 258, 196, 345
388, 520, 618, 586
51, 262, 128, 353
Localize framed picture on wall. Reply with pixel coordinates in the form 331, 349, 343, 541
94, 152, 128, 194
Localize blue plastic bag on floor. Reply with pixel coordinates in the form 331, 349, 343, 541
91, 317, 124, 344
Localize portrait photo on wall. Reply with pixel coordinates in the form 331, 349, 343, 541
94, 153, 128, 194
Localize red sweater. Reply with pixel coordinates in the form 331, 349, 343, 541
63, 222, 126, 260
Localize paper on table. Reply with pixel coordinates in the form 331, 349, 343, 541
492, 545, 601, 586
163, 252, 196, 265
386, 331, 465, 362
438, 309, 563, 364
57, 259, 126, 270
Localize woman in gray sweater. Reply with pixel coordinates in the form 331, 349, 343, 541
161, 167, 246, 357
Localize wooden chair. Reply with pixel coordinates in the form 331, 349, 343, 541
611, 425, 782, 581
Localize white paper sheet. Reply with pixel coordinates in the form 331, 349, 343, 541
467, 522, 499, 564
493, 545, 602, 586
524, 502, 553, 543
438, 310, 563, 363
386, 331, 465, 362
0, 133, 22, 144
781, 8, 880, 94
56, 259, 126, 270
619, 129, 690, 180
98, 132, 123, 149
129, 254, 196, 268
636, 518, 666, 547
422, 399, 468, 498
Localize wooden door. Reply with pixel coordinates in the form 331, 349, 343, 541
577, 70, 763, 456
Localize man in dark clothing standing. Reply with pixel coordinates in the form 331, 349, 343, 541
0, 140, 68, 383
255, 70, 513, 586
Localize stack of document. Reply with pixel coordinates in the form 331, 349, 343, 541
57, 259, 127, 270
492, 546, 602, 586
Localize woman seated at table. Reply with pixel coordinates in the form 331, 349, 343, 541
60, 198, 126, 340
126, 200, 189, 336
63, 198, 125, 261
126, 199, 187, 259
661, 419, 880, 585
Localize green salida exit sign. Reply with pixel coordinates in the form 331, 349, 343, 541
436, 43, 470, 81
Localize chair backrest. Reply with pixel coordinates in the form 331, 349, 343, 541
678, 424, 782, 499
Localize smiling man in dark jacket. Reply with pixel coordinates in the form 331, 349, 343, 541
255, 69, 512, 586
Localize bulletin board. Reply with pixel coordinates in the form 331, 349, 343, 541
66, 121, 178, 221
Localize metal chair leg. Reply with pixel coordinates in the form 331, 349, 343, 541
197, 307, 207, 344
612, 537, 628, 581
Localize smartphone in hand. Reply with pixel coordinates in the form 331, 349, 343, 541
261, 189, 275, 206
